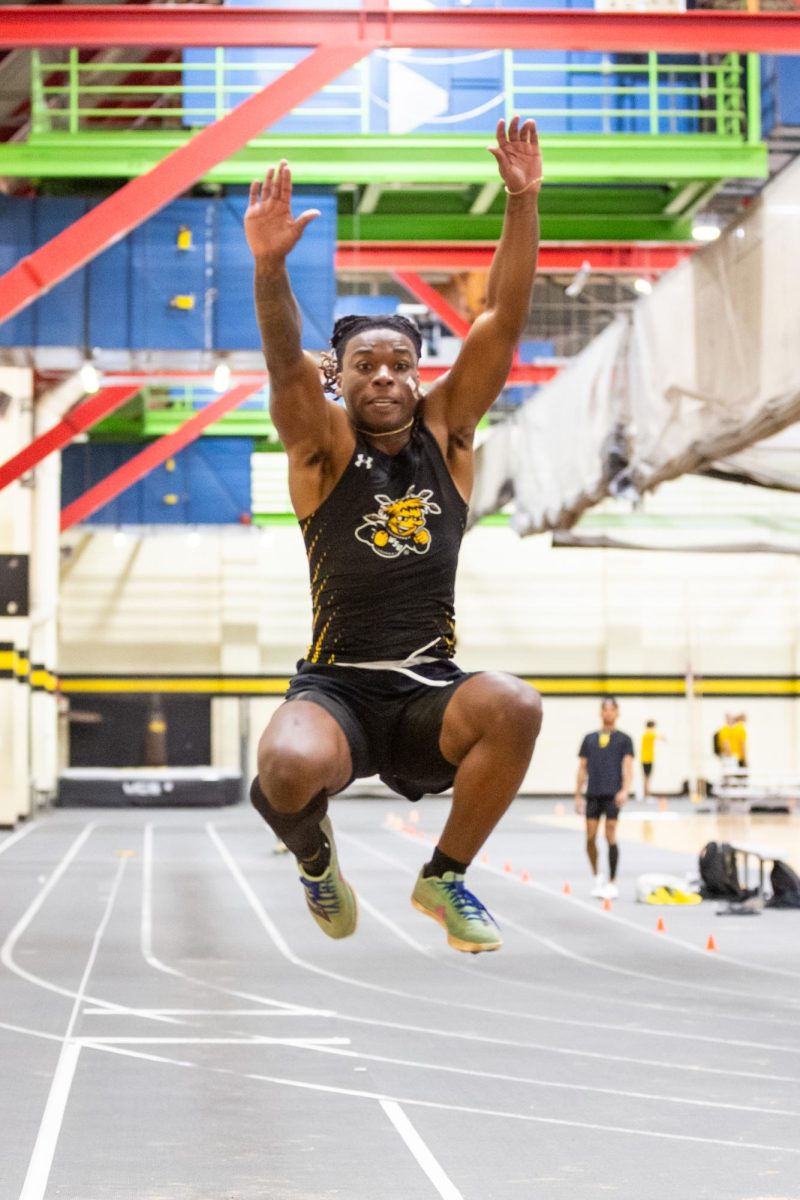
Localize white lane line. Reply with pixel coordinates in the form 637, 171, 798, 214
0, 1020, 68, 1045
344, 831, 800, 1051
242, 1071, 800, 1156
331, 1010, 800, 1085
306, 1041, 800, 1117
346, 830, 800, 1031
19, 854, 128, 1200
78, 1036, 350, 1046
381, 1100, 465, 1200
0, 820, 37, 858
1, 823, 180, 1025
208, 825, 798, 1084
357, 892, 434, 957
142, 823, 326, 1017
84, 1042, 196, 1069
81, 1007, 332, 1017
379, 825, 800, 1003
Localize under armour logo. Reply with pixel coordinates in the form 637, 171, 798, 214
355, 454, 373, 469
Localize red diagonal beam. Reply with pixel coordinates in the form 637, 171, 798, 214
392, 271, 472, 338
340, 244, 693, 274
0, 386, 141, 493
418, 364, 559, 385
0, 42, 371, 328
60, 383, 262, 531
1, 7, 799, 54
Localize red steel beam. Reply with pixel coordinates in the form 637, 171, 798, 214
1, 7, 799, 54
419, 363, 559, 385
392, 270, 472, 338
0, 42, 371, 328
60, 382, 262, 531
0, 386, 141, 493
340, 244, 693, 274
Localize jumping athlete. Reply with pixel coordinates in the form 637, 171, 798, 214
575, 697, 634, 900
244, 117, 543, 954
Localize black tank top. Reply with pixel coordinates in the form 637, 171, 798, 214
300, 418, 467, 664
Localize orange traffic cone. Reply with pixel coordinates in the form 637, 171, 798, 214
602, 897, 613, 912
563, 881, 572, 895
658, 797, 668, 812
656, 916, 666, 933
503, 862, 513, 873
706, 934, 718, 952
520, 869, 530, 883
480, 852, 489, 865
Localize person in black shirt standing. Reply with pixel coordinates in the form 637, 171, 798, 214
575, 697, 634, 900
244, 118, 544, 954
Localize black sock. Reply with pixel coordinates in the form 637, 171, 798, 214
609, 844, 619, 881
300, 835, 331, 878
423, 847, 469, 879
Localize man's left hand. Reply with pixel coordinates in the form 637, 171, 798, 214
488, 115, 543, 194
615, 789, 628, 808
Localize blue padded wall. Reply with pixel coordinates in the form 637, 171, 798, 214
762, 56, 800, 133
61, 438, 253, 526
0, 192, 336, 352
0, 196, 89, 349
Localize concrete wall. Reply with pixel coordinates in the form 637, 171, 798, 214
58, 486, 800, 796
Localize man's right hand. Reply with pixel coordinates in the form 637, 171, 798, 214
245, 160, 320, 264
574, 795, 585, 815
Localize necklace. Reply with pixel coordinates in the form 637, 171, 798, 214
353, 416, 415, 439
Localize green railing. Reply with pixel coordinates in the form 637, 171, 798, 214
29, 48, 757, 141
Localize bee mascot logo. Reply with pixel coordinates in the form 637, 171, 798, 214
356, 487, 441, 559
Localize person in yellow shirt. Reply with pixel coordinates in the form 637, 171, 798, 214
717, 712, 747, 768
639, 719, 661, 798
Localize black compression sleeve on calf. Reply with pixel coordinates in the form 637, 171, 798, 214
423, 846, 470, 879
608, 843, 619, 881
250, 777, 328, 862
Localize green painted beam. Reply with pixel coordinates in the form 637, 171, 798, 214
0, 132, 767, 185
338, 213, 695, 242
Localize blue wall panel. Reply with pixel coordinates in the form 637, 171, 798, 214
762, 56, 800, 132
34, 198, 89, 347
215, 189, 336, 351
0, 196, 34, 349
1, 193, 335, 353
61, 438, 252, 526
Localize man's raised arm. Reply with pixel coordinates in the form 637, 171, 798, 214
428, 117, 541, 427
245, 160, 333, 453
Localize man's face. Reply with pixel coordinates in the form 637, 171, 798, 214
601, 702, 618, 728
338, 331, 421, 434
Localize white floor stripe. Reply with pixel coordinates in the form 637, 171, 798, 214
208, 825, 798, 1084
381, 1100, 465, 1200
307, 1040, 800, 1118
0, 820, 37, 858
346, 828, 800, 1031
19, 854, 128, 1200
142, 823, 325, 1017
1, 823, 179, 1026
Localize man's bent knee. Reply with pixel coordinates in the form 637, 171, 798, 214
257, 701, 352, 809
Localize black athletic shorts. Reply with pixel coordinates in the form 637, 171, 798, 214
285, 658, 474, 801
585, 794, 620, 821
642, 762, 653, 777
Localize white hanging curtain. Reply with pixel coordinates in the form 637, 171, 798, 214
472, 154, 800, 537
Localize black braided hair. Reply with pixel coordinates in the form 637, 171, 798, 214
321, 314, 423, 396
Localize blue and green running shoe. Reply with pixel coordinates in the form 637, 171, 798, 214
411, 870, 502, 953
297, 816, 358, 940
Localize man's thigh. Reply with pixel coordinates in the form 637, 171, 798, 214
258, 697, 360, 796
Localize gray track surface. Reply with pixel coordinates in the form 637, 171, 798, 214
1, 800, 799, 1200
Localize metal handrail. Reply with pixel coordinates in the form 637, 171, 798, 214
30, 47, 756, 141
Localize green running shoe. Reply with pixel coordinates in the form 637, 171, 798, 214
297, 816, 358, 940
411, 870, 502, 954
